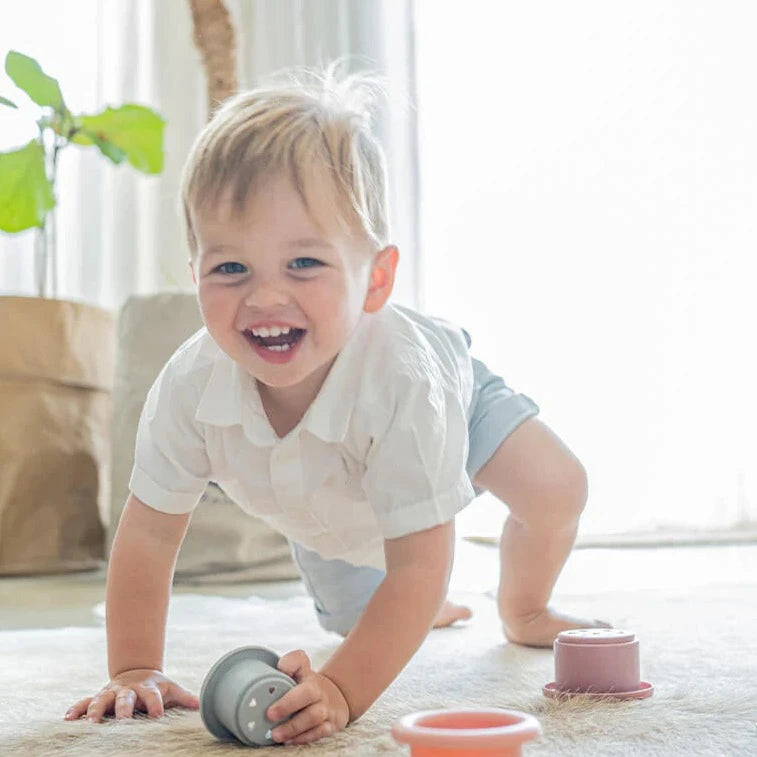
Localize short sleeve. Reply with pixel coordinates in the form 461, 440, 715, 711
361, 374, 476, 540
128, 364, 211, 514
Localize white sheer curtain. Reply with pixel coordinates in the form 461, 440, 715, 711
230, 0, 420, 305
1, 0, 419, 312
415, 0, 757, 536
0, 1, 100, 301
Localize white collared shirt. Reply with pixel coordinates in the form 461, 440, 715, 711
129, 303, 476, 569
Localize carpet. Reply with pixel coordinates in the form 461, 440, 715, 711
1, 585, 755, 756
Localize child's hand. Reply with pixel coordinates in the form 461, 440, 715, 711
64, 669, 199, 723
266, 649, 350, 745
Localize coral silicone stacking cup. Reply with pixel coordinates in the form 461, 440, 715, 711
543, 628, 654, 699
391, 708, 541, 756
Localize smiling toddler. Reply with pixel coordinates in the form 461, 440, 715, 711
66, 66, 609, 744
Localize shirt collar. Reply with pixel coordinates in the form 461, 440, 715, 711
195, 313, 372, 446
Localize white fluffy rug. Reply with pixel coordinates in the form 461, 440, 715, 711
1, 585, 755, 756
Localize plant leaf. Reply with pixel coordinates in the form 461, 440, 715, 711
0, 140, 55, 233
69, 120, 93, 145
4, 51, 66, 112
79, 104, 165, 173
76, 129, 127, 165
0, 95, 18, 109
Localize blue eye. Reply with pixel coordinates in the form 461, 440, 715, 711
290, 257, 322, 270
215, 262, 246, 274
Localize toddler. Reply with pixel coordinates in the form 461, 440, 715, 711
66, 67, 608, 745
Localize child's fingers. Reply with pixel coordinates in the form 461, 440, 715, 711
271, 702, 327, 743
136, 682, 165, 718
65, 678, 195, 724
64, 697, 93, 720
114, 689, 138, 720
86, 690, 116, 722
276, 649, 311, 681
164, 683, 200, 710
283, 721, 334, 746
267, 679, 319, 723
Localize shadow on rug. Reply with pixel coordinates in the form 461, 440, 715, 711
1, 585, 755, 755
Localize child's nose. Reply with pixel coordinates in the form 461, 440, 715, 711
243, 278, 290, 309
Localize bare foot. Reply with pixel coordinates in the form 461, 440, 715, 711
502, 607, 611, 648
433, 599, 473, 629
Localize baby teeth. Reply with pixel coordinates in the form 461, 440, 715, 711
265, 343, 292, 351
252, 326, 291, 337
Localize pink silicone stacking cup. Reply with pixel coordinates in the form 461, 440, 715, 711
543, 628, 653, 699
391, 708, 541, 756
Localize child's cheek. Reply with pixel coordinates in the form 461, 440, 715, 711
198, 286, 234, 326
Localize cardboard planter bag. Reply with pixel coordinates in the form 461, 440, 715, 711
0, 296, 114, 575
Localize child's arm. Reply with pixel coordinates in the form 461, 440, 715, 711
65, 494, 198, 722
266, 520, 455, 743
106, 494, 191, 676
321, 520, 455, 716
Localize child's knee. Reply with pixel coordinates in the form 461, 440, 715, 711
521, 459, 588, 531
562, 461, 589, 522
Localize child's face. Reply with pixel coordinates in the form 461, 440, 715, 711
190, 172, 380, 402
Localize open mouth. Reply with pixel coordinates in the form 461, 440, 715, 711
243, 328, 307, 353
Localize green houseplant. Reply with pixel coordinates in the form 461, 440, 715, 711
0, 50, 165, 575
0, 50, 165, 297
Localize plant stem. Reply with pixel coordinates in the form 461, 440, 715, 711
49, 138, 60, 297
33, 125, 47, 297
34, 124, 60, 298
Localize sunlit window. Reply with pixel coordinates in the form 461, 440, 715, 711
0, 1, 99, 294
416, 0, 756, 537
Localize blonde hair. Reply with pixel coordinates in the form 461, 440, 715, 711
179, 62, 390, 258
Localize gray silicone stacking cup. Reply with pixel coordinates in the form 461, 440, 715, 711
200, 646, 296, 746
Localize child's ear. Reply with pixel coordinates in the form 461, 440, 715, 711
363, 245, 399, 313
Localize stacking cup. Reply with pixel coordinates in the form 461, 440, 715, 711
200, 646, 296, 746
392, 707, 541, 756
543, 628, 653, 699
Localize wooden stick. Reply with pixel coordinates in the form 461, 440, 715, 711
188, 0, 238, 119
